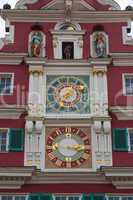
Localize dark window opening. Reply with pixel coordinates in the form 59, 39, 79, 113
62, 42, 74, 59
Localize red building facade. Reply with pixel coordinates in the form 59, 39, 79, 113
0, 0, 133, 199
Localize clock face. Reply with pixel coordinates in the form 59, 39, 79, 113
45, 127, 92, 169
46, 76, 90, 114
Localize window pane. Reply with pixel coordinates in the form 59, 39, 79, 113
125, 77, 133, 95
0, 75, 11, 94
0, 130, 7, 152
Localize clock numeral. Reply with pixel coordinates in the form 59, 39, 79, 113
65, 127, 71, 133
48, 152, 56, 160
56, 128, 63, 135
55, 159, 63, 167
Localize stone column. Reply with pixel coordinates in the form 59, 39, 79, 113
28, 65, 44, 117
93, 66, 108, 116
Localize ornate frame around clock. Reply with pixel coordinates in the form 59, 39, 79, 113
45, 127, 92, 170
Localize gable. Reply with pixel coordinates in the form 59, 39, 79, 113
15, 0, 121, 11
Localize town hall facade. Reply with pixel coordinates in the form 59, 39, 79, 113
0, 0, 133, 199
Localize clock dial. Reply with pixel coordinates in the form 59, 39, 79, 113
46, 76, 90, 114
46, 127, 92, 169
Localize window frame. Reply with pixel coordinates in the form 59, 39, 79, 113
0, 73, 14, 95
106, 195, 133, 200
128, 129, 133, 152
0, 195, 27, 200
0, 128, 9, 152
123, 73, 133, 96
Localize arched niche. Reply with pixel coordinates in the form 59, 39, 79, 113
28, 31, 46, 57
90, 31, 109, 58
51, 22, 85, 59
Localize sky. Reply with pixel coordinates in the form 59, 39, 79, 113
0, 0, 133, 37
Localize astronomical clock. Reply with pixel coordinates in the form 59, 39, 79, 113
46, 75, 90, 114
45, 127, 92, 169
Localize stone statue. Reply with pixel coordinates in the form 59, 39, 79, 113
94, 33, 106, 58
31, 31, 42, 57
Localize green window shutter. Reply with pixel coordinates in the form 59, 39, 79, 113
8, 128, 24, 152
113, 128, 128, 151
82, 193, 94, 200
28, 194, 53, 200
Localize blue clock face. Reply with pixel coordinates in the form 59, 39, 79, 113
46, 75, 90, 114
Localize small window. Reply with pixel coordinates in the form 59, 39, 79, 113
0, 129, 8, 152
1, 196, 26, 200
54, 195, 81, 200
5, 26, 10, 33
62, 42, 74, 59
0, 74, 13, 95
124, 75, 133, 95
128, 129, 133, 151
107, 196, 133, 200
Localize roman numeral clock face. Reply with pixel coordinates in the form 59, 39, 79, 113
46, 76, 90, 114
45, 127, 92, 169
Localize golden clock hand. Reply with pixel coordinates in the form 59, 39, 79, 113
65, 144, 85, 151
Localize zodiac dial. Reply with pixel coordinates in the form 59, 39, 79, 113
46, 127, 91, 169
46, 76, 90, 113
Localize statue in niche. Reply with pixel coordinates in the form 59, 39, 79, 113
93, 32, 107, 58
30, 31, 43, 57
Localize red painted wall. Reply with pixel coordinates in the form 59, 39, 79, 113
1, 183, 133, 193
1, 22, 133, 59
0, 119, 25, 167
1, 22, 55, 59
0, 64, 28, 105
108, 66, 133, 106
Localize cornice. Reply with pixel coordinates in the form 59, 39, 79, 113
0, 53, 133, 67
0, 167, 34, 189
110, 53, 133, 66
30, 171, 108, 184
0, 105, 26, 119
110, 106, 133, 120
1, 167, 133, 189
1, 10, 133, 23
0, 53, 27, 65
103, 167, 133, 189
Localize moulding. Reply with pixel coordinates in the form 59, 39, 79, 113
15, 0, 38, 9
0, 105, 26, 119
1, 167, 133, 188
0, 53, 27, 65
110, 106, 133, 120
24, 57, 46, 65
103, 167, 133, 189
97, 0, 121, 10
0, 167, 34, 189
51, 30, 85, 35
110, 53, 133, 66
30, 171, 109, 184
1, 10, 132, 23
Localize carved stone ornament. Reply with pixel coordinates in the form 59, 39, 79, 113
97, 0, 121, 10
28, 103, 44, 117
15, 0, 39, 9
65, 0, 73, 22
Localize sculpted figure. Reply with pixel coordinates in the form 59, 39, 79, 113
31, 31, 42, 57
94, 33, 106, 58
